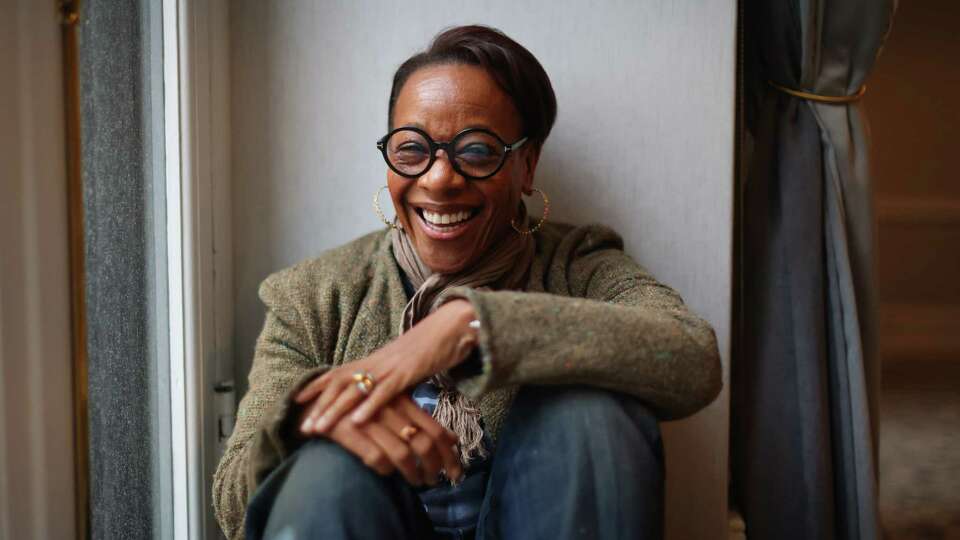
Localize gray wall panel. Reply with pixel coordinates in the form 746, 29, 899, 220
231, 2, 734, 537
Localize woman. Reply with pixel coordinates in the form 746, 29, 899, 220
214, 25, 721, 540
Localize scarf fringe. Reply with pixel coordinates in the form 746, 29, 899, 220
430, 372, 488, 471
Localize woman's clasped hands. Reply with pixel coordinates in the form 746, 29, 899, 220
293, 299, 478, 485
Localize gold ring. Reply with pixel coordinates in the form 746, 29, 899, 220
352, 371, 375, 396
399, 425, 419, 442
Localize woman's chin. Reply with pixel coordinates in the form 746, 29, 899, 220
417, 249, 473, 274
403, 207, 489, 273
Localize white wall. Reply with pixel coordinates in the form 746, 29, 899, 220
0, 1, 77, 538
230, 2, 735, 538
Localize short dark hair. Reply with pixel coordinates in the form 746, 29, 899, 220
388, 25, 557, 150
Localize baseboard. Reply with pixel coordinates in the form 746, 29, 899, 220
880, 304, 960, 362
877, 199, 960, 225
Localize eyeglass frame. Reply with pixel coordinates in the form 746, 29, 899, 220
376, 126, 529, 181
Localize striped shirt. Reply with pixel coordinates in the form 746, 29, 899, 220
411, 382, 491, 539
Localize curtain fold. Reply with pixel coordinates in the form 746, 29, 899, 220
733, 1, 897, 538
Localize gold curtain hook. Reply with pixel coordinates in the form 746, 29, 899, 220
768, 80, 866, 104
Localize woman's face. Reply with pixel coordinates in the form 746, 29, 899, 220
387, 63, 538, 274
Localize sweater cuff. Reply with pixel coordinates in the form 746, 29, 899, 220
245, 365, 330, 496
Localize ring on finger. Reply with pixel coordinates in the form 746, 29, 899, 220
352, 371, 375, 396
399, 425, 419, 442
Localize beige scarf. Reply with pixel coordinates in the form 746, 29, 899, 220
391, 203, 535, 468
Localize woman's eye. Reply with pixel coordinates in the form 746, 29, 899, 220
457, 144, 499, 164
459, 143, 493, 156
398, 142, 427, 153
393, 143, 428, 162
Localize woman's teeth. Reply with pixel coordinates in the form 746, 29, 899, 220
422, 210, 472, 226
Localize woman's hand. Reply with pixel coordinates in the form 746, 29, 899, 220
295, 299, 477, 433
298, 393, 464, 485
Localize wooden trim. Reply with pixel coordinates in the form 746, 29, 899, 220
60, 1, 89, 539
879, 304, 960, 361
877, 199, 960, 225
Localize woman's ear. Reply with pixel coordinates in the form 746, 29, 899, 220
519, 147, 540, 195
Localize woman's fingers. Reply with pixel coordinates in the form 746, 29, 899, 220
350, 376, 405, 425
309, 382, 366, 434
299, 377, 346, 432
361, 421, 423, 486
396, 397, 463, 482
326, 417, 394, 477
396, 396, 458, 443
294, 371, 331, 404
378, 406, 442, 484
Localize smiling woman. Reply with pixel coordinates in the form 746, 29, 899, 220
387, 63, 533, 272
213, 25, 722, 540
385, 54, 545, 273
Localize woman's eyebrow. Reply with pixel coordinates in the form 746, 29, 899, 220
398, 122, 496, 133
460, 123, 495, 132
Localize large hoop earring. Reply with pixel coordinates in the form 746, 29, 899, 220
373, 185, 400, 230
511, 188, 550, 235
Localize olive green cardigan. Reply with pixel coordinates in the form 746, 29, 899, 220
212, 222, 722, 539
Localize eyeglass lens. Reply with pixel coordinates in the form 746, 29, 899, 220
385, 129, 506, 178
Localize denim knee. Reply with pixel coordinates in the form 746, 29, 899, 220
481, 386, 665, 539
286, 438, 380, 503
512, 385, 662, 449
258, 439, 389, 536
248, 439, 436, 540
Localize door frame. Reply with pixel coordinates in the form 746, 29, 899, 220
163, 0, 233, 537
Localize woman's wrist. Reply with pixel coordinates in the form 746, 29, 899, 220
436, 298, 479, 369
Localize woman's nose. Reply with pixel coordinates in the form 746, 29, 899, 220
418, 149, 466, 193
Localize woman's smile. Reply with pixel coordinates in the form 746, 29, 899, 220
409, 202, 482, 241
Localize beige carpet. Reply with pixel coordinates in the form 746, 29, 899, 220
880, 359, 960, 540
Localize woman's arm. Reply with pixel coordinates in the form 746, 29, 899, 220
445, 225, 723, 421
212, 279, 324, 540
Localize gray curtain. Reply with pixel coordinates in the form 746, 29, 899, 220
733, 1, 897, 539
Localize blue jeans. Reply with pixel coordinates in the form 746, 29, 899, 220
245, 386, 664, 539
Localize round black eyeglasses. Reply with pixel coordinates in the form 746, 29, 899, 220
376, 127, 528, 181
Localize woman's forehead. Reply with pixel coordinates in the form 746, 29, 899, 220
393, 64, 522, 139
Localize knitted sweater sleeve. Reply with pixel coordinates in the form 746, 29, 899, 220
445, 224, 722, 421
211, 277, 327, 540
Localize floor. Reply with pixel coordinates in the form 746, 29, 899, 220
880, 359, 960, 540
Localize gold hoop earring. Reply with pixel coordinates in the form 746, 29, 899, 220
373, 185, 400, 230
511, 188, 550, 235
